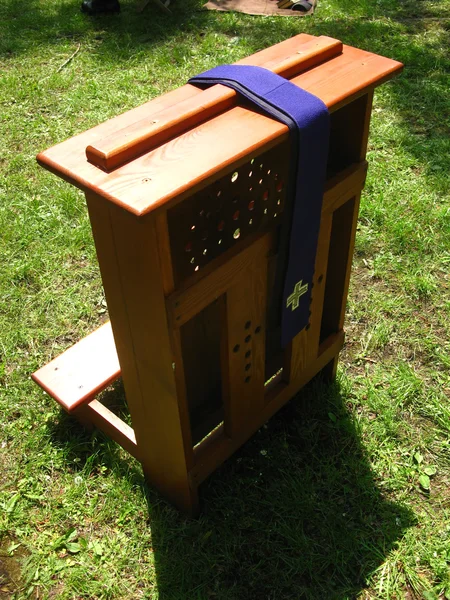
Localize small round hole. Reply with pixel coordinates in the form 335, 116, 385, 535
245, 335, 251, 343
217, 191, 222, 198
233, 344, 240, 353
232, 210, 240, 221
250, 159, 255, 165
194, 265, 199, 272
233, 228, 241, 240
264, 208, 268, 215
245, 376, 251, 383
245, 321, 251, 329
267, 169, 271, 175
249, 219, 253, 225
190, 225, 196, 231
255, 326, 261, 334
218, 239, 222, 245
203, 249, 208, 255
190, 257, 195, 264
277, 199, 281, 206
231, 172, 239, 183
245, 350, 251, 358
274, 213, 278, 218
248, 171, 253, 177
258, 179, 263, 185
245, 363, 251, 371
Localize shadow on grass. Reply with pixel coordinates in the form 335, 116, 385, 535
48, 376, 415, 599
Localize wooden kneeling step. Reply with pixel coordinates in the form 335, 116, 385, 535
32, 322, 121, 412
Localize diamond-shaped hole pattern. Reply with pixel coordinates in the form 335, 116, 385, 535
168, 142, 290, 284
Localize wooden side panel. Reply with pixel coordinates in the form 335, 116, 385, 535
222, 257, 267, 437
85, 192, 198, 515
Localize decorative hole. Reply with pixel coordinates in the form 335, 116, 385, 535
245, 363, 251, 371
249, 171, 253, 177
245, 334, 251, 343
276, 181, 284, 192
232, 210, 240, 221
267, 169, 271, 175
245, 350, 251, 358
190, 257, 195, 264
248, 200, 255, 211
249, 187, 253, 192
249, 218, 253, 225
245, 320, 251, 329
185, 242, 192, 252
245, 376, 251, 383
233, 228, 241, 240
203, 249, 207, 255
259, 163, 264, 170
218, 239, 222, 245
231, 172, 239, 183
274, 213, 278, 218
217, 220, 225, 231
263, 190, 269, 201
258, 178, 263, 185
199, 209, 205, 217
217, 191, 222, 198
233, 344, 240, 353
190, 225, 196, 231
318, 274, 324, 283
264, 208, 268, 215
277, 199, 281, 206
255, 326, 261, 334
251, 159, 255, 165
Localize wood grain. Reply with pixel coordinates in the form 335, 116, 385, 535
36, 40, 402, 218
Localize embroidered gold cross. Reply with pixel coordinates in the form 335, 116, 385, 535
286, 280, 308, 311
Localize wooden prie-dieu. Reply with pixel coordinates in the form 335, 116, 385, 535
32, 35, 402, 515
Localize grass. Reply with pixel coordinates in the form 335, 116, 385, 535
1, 0, 449, 597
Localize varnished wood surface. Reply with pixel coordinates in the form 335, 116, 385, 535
86, 36, 343, 171
31, 322, 120, 412
37, 37, 402, 217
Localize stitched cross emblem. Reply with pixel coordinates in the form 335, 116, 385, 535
286, 280, 308, 311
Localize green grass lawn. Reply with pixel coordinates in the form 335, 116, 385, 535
1, 0, 449, 597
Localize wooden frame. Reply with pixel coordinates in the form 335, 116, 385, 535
32, 35, 402, 515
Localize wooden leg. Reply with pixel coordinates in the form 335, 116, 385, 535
85, 193, 197, 516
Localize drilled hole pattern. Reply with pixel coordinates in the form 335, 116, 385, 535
230, 321, 264, 383
168, 143, 290, 283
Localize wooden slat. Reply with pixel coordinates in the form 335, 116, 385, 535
36, 40, 402, 217
221, 259, 267, 437
32, 322, 120, 412
86, 36, 343, 172
76, 400, 140, 461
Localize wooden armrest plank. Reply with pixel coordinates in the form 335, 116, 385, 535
32, 322, 121, 412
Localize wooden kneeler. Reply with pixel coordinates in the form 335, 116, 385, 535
33, 35, 402, 515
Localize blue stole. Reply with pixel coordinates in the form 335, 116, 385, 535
189, 65, 329, 348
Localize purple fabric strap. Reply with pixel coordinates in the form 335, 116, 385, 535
189, 65, 329, 348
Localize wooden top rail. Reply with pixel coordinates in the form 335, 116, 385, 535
36, 35, 403, 217
86, 36, 343, 172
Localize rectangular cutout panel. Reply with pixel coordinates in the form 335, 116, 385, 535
180, 298, 224, 445
320, 196, 357, 343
